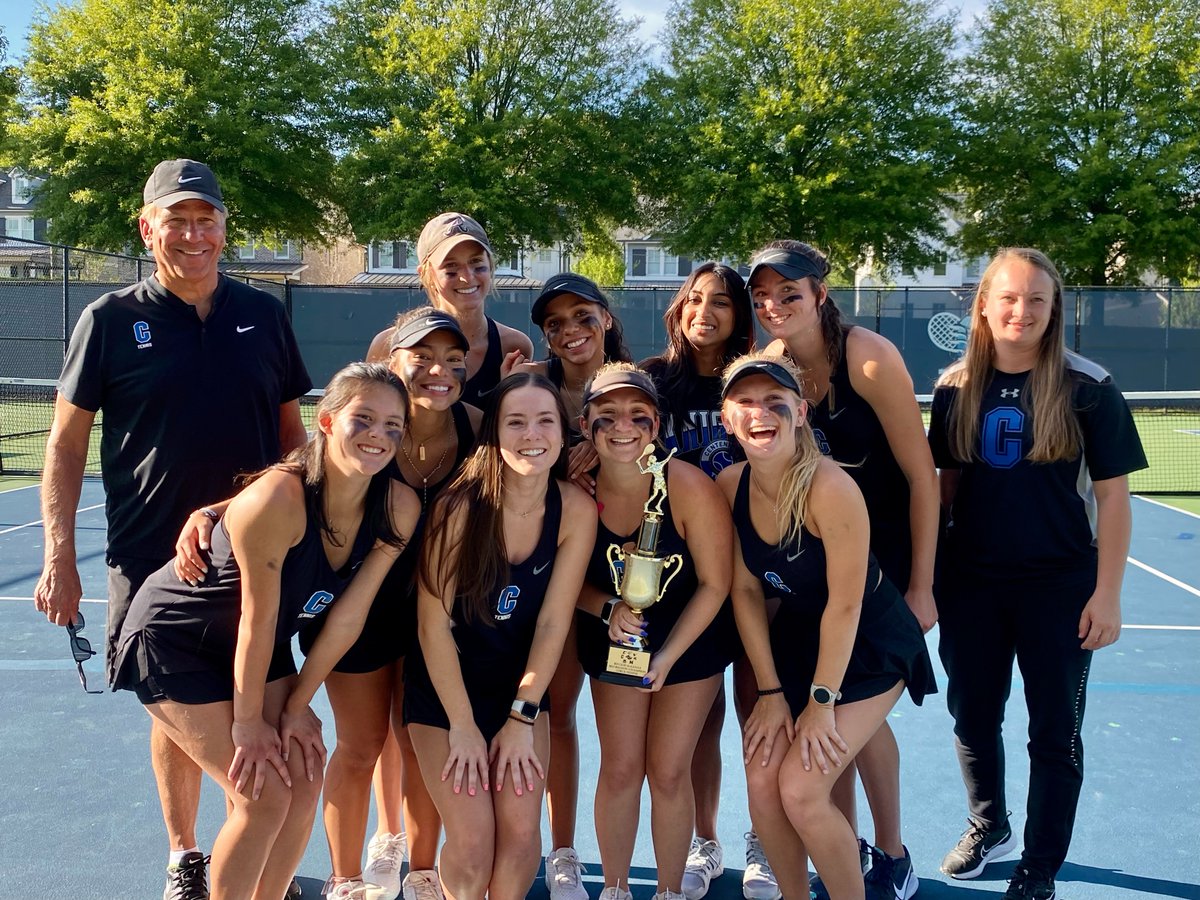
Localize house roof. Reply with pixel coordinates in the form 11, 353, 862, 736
219, 260, 308, 278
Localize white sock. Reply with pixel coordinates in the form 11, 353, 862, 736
169, 847, 201, 866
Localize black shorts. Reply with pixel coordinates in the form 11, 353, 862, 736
119, 640, 298, 706
105, 557, 168, 683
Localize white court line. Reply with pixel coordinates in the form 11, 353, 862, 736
0, 502, 105, 535
0, 483, 40, 494
1128, 556, 1200, 599
1125, 624, 1200, 631
1135, 495, 1200, 521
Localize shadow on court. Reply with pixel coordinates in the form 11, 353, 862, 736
1, 485, 1197, 899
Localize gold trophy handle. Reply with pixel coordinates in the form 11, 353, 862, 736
656, 554, 685, 601
606, 544, 626, 595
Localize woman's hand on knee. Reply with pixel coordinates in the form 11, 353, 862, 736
279, 703, 327, 783
743, 693, 794, 766
230, 717, 290, 799
489, 718, 544, 796
794, 704, 849, 776
444, 722, 490, 796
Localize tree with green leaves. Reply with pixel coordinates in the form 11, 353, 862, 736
11, 0, 334, 250
326, 0, 646, 252
574, 223, 625, 285
0, 29, 19, 156
638, 0, 958, 270
954, 0, 1200, 285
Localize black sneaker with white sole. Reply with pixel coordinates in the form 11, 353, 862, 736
163, 852, 209, 900
940, 817, 1018, 879
1003, 866, 1056, 899
864, 845, 919, 900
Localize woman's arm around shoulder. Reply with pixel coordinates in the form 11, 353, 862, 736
845, 328, 939, 630
498, 322, 536, 360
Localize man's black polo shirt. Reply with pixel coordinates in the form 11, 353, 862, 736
58, 273, 312, 563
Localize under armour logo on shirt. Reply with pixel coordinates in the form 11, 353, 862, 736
1000, 388, 1020, 398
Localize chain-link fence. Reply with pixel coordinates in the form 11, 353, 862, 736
2, 238, 1198, 391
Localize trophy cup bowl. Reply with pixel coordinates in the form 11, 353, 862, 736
600, 544, 684, 686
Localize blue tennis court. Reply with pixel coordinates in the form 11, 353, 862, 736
1, 481, 1197, 899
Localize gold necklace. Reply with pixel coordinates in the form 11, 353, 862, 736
401, 439, 451, 505
504, 486, 549, 518
750, 473, 779, 514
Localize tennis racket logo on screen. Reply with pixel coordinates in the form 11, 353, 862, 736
927, 312, 970, 355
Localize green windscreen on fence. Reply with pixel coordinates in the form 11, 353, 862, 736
2, 378, 1198, 494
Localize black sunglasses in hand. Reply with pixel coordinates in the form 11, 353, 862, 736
66, 612, 103, 695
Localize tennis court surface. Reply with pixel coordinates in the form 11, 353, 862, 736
1, 481, 1197, 899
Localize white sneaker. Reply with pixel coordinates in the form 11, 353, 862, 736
682, 838, 724, 900
598, 887, 633, 900
545, 847, 589, 900
401, 870, 444, 900
325, 879, 369, 900
742, 832, 781, 900
653, 892, 688, 900
363, 832, 408, 900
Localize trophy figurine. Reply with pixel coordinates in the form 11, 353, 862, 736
601, 444, 683, 686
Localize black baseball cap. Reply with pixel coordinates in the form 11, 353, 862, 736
531, 273, 610, 327
720, 358, 803, 399
390, 310, 469, 353
143, 159, 226, 213
746, 247, 825, 287
583, 368, 659, 407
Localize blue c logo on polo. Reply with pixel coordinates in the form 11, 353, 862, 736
302, 590, 334, 617
133, 321, 151, 346
495, 585, 520, 620
982, 407, 1024, 469
764, 571, 793, 594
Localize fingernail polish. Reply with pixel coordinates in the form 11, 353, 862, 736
641, 676, 651, 685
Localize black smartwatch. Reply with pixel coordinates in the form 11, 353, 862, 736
510, 699, 539, 724
810, 684, 842, 707
600, 597, 621, 625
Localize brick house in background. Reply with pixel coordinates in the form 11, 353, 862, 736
0, 169, 59, 278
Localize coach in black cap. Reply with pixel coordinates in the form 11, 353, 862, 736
35, 158, 311, 900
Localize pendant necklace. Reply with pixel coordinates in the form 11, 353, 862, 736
401, 439, 451, 506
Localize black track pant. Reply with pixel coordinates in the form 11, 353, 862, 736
936, 570, 1096, 879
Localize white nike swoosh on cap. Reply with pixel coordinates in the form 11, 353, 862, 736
178, 176, 203, 184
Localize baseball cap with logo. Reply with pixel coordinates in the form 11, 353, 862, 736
531, 273, 611, 327
416, 212, 493, 269
390, 310, 470, 353
143, 159, 226, 213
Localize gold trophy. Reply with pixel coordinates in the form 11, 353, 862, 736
601, 444, 683, 686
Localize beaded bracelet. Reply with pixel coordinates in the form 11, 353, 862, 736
756, 686, 785, 697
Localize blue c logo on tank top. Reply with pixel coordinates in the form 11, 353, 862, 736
133, 320, 152, 348
764, 571, 793, 594
812, 426, 832, 457
301, 590, 334, 617
981, 406, 1025, 468
495, 585, 520, 620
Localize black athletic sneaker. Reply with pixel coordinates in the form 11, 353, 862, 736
163, 851, 209, 900
864, 845, 919, 900
286, 877, 303, 898
1003, 866, 1056, 899
940, 817, 1018, 879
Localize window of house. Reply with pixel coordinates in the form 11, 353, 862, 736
11, 173, 34, 205
677, 256, 693, 277
238, 240, 256, 260
964, 256, 983, 280
4, 216, 35, 241
630, 247, 647, 277
537, 248, 553, 264
933, 253, 948, 277
378, 241, 394, 268
273, 240, 293, 260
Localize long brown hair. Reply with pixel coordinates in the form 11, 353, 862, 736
418, 372, 569, 625
721, 353, 823, 548
651, 262, 756, 397
938, 248, 1080, 463
245, 362, 409, 550
752, 240, 848, 369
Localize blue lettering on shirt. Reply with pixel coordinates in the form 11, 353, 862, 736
302, 590, 334, 617
764, 571, 793, 594
495, 585, 520, 620
982, 406, 1024, 469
